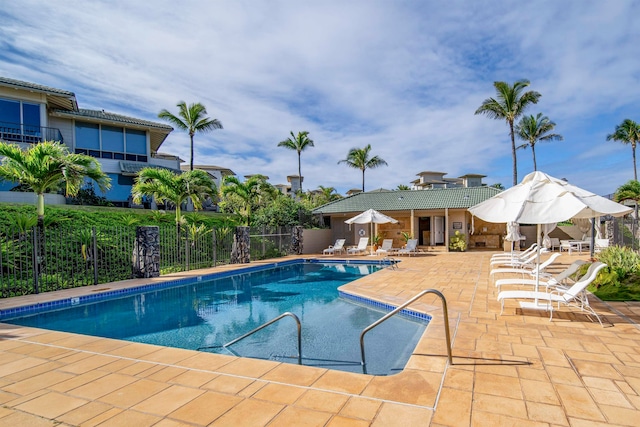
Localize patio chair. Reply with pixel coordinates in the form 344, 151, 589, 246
490, 253, 562, 282
323, 239, 346, 255
594, 238, 609, 253
549, 238, 561, 251
497, 262, 607, 325
347, 237, 369, 255
494, 259, 587, 291
490, 251, 543, 268
491, 243, 538, 261
397, 239, 418, 256
375, 239, 396, 255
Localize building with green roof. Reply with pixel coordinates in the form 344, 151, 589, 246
0, 76, 178, 205
312, 186, 506, 250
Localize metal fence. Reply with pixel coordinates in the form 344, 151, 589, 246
608, 216, 640, 252
0, 223, 291, 298
249, 226, 292, 260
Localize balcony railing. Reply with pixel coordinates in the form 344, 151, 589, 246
0, 121, 64, 144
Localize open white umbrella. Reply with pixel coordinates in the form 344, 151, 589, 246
345, 209, 399, 255
469, 171, 632, 308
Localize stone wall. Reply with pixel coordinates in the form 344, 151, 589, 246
132, 226, 160, 278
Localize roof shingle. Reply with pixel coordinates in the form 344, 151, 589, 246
312, 186, 502, 214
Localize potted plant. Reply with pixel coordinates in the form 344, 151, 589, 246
371, 234, 382, 251
401, 231, 412, 245
449, 230, 467, 252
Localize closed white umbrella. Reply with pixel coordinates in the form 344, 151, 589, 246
345, 209, 399, 255
469, 171, 632, 308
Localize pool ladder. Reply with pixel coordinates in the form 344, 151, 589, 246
222, 312, 302, 364
360, 289, 453, 374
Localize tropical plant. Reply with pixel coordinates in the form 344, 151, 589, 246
475, 80, 541, 185
315, 185, 341, 205
158, 101, 223, 171
220, 175, 277, 226
338, 144, 388, 192
490, 183, 505, 190
607, 119, 640, 181
396, 184, 410, 190
614, 180, 640, 221
370, 234, 382, 247
449, 230, 467, 252
131, 168, 215, 226
515, 113, 563, 171
277, 131, 314, 191
0, 141, 111, 226
120, 214, 141, 226
401, 231, 412, 244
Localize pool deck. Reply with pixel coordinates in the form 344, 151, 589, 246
0, 251, 639, 426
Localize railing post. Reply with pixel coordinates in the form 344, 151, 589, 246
31, 227, 39, 294
92, 227, 99, 285
185, 233, 190, 271
212, 228, 217, 268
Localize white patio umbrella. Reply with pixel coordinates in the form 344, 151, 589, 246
345, 209, 399, 255
504, 221, 524, 252
468, 171, 632, 308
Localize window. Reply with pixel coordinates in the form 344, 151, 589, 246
126, 129, 147, 155
102, 125, 124, 153
76, 122, 100, 150
0, 99, 20, 124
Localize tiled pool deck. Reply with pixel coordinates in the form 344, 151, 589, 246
0, 251, 638, 426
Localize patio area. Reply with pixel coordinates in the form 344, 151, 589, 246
0, 251, 639, 426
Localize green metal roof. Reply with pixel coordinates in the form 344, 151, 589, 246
312, 186, 502, 214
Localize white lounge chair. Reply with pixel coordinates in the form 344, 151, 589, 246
397, 239, 418, 256
323, 239, 346, 255
494, 259, 588, 291
497, 262, 607, 325
347, 237, 369, 255
375, 239, 396, 255
490, 251, 542, 268
491, 243, 538, 261
594, 238, 609, 253
490, 253, 562, 282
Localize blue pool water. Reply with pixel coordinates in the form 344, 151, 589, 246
2, 261, 429, 375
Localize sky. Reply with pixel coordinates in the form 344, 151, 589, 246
1, 0, 639, 196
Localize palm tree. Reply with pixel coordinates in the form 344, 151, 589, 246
515, 113, 564, 171
396, 184, 410, 190
221, 175, 275, 226
131, 168, 215, 226
316, 185, 341, 205
490, 183, 505, 190
338, 144, 388, 192
615, 180, 640, 218
158, 101, 223, 171
607, 119, 640, 181
277, 131, 314, 191
0, 141, 111, 226
475, 80, 541, 185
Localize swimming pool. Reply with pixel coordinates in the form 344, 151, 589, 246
1, 260, 430, 375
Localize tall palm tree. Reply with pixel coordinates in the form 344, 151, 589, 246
396, 184, 410, 190
607, 119, 640, 181
277, 131, 314, 191
0, 141, 111, 226
338, 144, 388, 192
475, 80, 541, 185
158, 102, 223, 171
316, 185, 341, 205
515, 113, 564, 171
131, 168, 215, 226
221, 175, 275, 226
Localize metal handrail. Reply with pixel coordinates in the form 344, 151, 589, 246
224, 312, 302, 364
359, 289, 452, 372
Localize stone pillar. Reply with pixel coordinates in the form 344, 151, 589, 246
231, 226, 250, 264
291, 226, 303, 255
133, 226, 160, 278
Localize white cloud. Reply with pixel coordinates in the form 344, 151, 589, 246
0, 0, 639, 195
